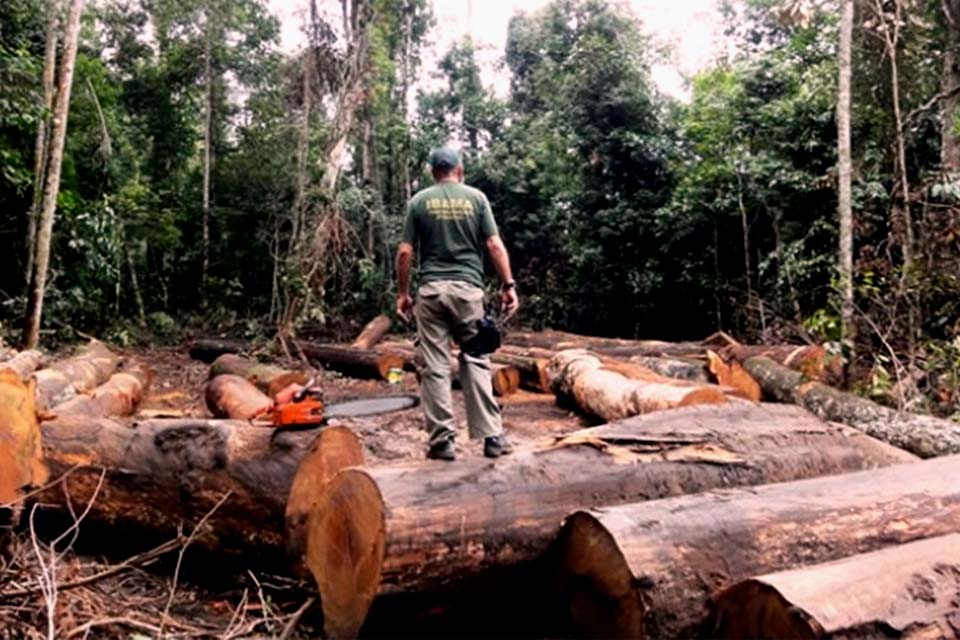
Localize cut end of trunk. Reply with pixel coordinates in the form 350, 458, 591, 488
286, 426, 365, 564
0, 369, 47, 504
676, 386, 728, 407
205, 374, 272, 420
306, 468, 386, 640
708, 580, 819, 639
553, 511, 643, 639
492, 365, 521, 397
376, 353, 405, 380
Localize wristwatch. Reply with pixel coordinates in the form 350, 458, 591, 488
501, 281, 516, 291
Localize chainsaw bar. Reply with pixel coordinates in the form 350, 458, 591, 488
324, 394, 420, 419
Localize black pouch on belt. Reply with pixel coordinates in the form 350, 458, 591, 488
460, 317, 501, 357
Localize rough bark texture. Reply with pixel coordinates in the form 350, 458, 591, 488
351, 315, 392, 351
0, 350, 46, 381
745, 355, 960, 457
303, 403, 914, 639
52, 360, 152, 417
208, 353, 309, 397
205, 374, 273, 420
0, 371, 48, 504
188, 337, 248, 363
708, 534, 960, 639
548, 349, 727, 420
627, 355, 709, 383
552, 454, 960, 640
299, 342, 404, 380
34, 340, 120, 410
506, 331, 704, 358
36, 418, 358, 564
22, 0, 85, 348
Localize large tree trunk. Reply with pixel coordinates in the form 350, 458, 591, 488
209, 353, 308, 397
351, 315, 392, 351
205, 374, 273, 420
838, 0, 856, 370
0, 371, 47, 505
188, 337, 247, 363
708, 534, 960, 639
505, 331, 704, 358
548, 349, 727, 420
552, 454, 960, 640
21, 0, 85, 349
0, 350, 46, 381
34, 340, 120, 409
943, 1, 960, 171
745, 355, 960, 457
51, 360, 152, 417
299, 341, 404, 380
35, 419, 362, 566
201, 12, 214, 303
298, 403, 914, 639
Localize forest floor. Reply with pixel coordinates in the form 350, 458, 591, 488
1, 344, 588, 638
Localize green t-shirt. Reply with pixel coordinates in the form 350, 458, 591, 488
401, 181, 499, 287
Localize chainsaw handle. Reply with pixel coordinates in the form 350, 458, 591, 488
294, 378, 317, 402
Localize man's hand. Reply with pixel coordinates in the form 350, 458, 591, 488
501, 286, 519, 318
396, 293, 414, 322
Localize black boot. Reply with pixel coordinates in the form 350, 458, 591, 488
484, 435, 513, 458
427, 438, 456, 461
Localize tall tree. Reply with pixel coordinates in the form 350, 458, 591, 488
943, 0, 960, 171
838, 0, 855, 368
22, 0, 84, 348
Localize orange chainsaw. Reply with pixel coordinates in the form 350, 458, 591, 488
262, 378, 419, 430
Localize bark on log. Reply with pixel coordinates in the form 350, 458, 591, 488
548, 349, 727, 420
708, 534, 960, 639
299, 342, 405, 380
351, 315, 392, 351
745, 355, 960, 457
51, 360, 152, 417
721, 343, 840, 382
0, 350, 46, 381
36, 419, 363, 563
208, 353, 309, 397
300, 403, 914, 639
34, 340, 120, 409
552, 453, 960, 640
627, 355, 709, 383
188, 337, 248, 363
205, 374, 273, 420
506, 331, 704, 358
0, 371, 47, 504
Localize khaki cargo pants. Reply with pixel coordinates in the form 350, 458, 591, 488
415, 280, 503, 446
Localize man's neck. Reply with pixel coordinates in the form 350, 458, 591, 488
437, 177, 459, 184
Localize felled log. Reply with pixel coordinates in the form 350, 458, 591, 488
375, 341, 417, 372
36, 419, 363, 563
299, 403, 914, 639
707, 350, 761, 401
721, 342, 837, 381
188, 336, 248, 363
491, 351, 551, 393
507, 331, 705, 358
205, 374, 273, 420
708, 534, 960, 639
351, 315, 392, 351
0, 371, 47, 504
34, 340, 120, 409
627, 355, 709, 382
548, 349, 727, 420
745, 355, 960, 457
0, 350, 46, 381
552, 453, 960, 640
52, 360, 153, 417
209, 353, 309, 397
299, 342, 405, 380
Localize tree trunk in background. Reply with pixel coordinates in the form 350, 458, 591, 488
351, 314, 392, 350
942, 0, 960, 171
201, 21, 213, 305
291, 45, 312, 247
22, 0, 85, 349
25, 1, 60, 293
838, 0, 855, 374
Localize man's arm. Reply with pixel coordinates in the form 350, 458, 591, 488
486, 235, 519, 316
395, 242, 414, 321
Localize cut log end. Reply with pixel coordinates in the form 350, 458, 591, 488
709, 580, 819, 639
554, 511, 641, 640
0, 370, 47, 504
307, 469, 386, 640
492, 365, 521, 397
285, 426, 366, 565
376, 354, 405, 380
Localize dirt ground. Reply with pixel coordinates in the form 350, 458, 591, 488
1, 343, 589, 638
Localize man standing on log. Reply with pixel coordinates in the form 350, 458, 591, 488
395, 147, 519, 461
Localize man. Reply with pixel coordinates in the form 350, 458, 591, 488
395, 147, 519, 461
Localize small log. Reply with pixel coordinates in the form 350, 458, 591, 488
37, 419, 363, 563
745, 355, 960, 457
33, 340, 120, 409
492, 351, 551, 393
552, 454, 960, 639
708, 534, 960, 639
548, 349, 727, 420
0, 350, 46, 381
351, 315, 392, 351
299, 342, 405, 381
205, 374, 273, 420
188, 336, 248, 363
209, 353, 309, 397
0, 370, 48, 504
51, 360, 153, 417
300, 403, 914, 639
707, 350, 761, 402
